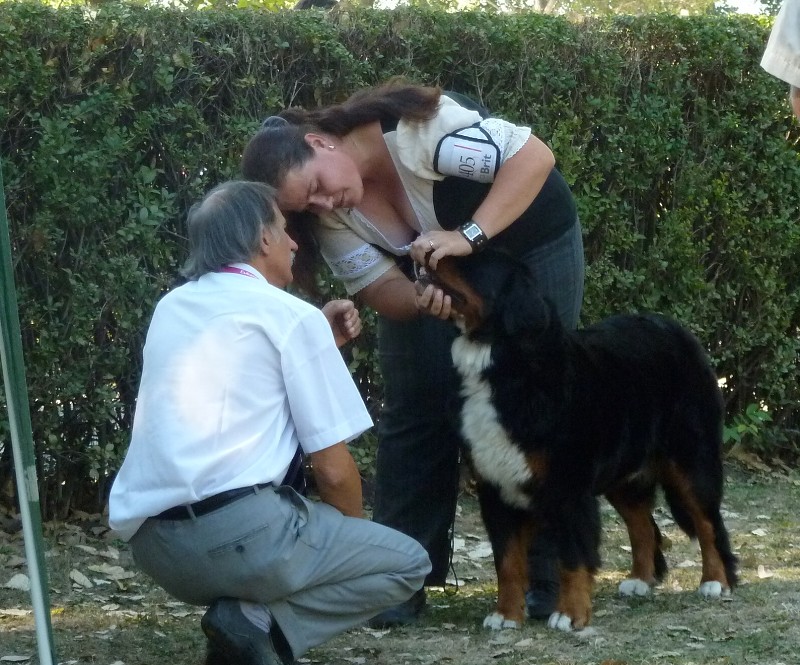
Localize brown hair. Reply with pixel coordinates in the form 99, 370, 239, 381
240, 81, 442, 296
241, 81, 441, 188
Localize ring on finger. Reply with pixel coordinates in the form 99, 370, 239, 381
428, 240, 435, 251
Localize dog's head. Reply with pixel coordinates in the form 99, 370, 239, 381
416, 250, 552, 342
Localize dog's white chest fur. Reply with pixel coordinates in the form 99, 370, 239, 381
451, 337, 532, 509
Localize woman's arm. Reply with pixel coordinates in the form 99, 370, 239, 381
469, 136, 555, 238
410, 136, 555, 268
356, 265, 451, 321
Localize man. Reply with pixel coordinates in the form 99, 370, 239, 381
108, 181, 430, 665
761, 0, 800, 120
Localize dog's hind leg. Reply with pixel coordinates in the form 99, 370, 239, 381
606, 485, 666, 597
662, 460, 738, 598
475, 482, 531, 630
662, 353, 738, 596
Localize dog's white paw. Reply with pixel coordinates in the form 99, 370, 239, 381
547, 612, 575, 632
482, 612, 520, 630
698, 581, 730, 599
618, 578, 651, 597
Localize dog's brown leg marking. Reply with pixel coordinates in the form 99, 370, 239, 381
663, 462, 729, 588
606, 493, 657, 584
557, 566, 594, 629
495, 525, 532, 625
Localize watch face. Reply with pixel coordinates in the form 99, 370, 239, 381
464, 224, 481, 240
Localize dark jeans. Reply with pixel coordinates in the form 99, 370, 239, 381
372, 221, 585, 586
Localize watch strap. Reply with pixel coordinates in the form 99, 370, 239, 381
458, 220, 488, 251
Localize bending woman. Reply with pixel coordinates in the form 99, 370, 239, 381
241, 81, 584, 626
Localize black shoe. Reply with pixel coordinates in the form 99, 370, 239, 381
201, 598, 290, 665
368, 589, 426, 628
525, 582, 559, 620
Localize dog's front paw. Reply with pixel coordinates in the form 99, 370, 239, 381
483, 612, 520, 630
618, 578, 651, 597
547, 612, 575, 632
698, 581, 730, 599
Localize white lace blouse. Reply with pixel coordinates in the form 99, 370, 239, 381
313, 95, 531, 295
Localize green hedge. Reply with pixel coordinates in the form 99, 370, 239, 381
1, 2, 798, 517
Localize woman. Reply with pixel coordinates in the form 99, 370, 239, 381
241, 81, 584, 626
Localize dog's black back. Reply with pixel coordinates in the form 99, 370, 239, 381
454, 251, 723, 491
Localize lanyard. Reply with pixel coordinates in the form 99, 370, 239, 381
219, 265, 258, 279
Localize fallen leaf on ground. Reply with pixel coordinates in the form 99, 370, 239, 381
75, 544, 99, 555
675, 560, 698, 568
466, 542, 493, 559
728, 444, 771, 472
69, 569, 93, 588
87, 563, 136, 580
3, 573, 30, 591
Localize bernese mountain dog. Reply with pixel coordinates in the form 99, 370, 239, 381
417, 250, 737, 632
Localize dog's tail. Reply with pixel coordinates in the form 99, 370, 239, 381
651, 515, 668, 582
663, 486, 739, 589
663, 489, 697, 540
711, 513, 739, 588
680, 504, 739, 589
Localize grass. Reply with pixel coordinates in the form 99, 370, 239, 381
2, 464, 799, 665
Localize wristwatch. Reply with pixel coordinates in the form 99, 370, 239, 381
458, 220, 488, 251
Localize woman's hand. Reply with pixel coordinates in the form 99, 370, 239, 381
410, 229, 472, 270
321, 299, 362, 347
414, 280, 452, 320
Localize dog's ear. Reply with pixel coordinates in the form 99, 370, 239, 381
498, 266, 551, 338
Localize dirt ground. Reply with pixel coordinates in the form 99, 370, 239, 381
2, 464, 800, 665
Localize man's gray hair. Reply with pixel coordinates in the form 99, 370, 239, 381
181, 181, 279, 280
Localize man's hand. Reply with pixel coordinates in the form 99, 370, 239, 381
321, 299, 362, 347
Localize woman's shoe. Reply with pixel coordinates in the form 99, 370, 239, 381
525, 581, 559, 620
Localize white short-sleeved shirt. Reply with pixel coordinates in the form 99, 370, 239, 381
314, 95, 532, 295
761, 0, 800, 88
108, 263, 372, 540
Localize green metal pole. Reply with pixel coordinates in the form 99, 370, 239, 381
0, 159, 57, 664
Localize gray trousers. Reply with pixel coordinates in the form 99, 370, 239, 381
130, 485, 431, 658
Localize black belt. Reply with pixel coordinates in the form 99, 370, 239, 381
156, 483, 272, 520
